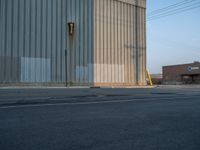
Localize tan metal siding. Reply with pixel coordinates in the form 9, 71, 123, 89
93, 0, 146, 86
116, 0, 146, 8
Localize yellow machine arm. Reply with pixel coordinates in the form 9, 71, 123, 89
146, 70, 153, 86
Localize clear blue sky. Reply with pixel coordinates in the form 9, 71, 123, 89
147, 0, 200, 74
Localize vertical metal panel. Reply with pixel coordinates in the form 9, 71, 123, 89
0, 0, 94, 85
99, 0, 103, 83
75, 0, 80, 83
88, 0, 93, 84
5, 0, 12, 82
63, 0, 94, 86
84, 0, 87, 83
51, 0, 57, 82
12, 0, 17, 82
46, 0, 53, 83
93, 0, 146, 86
114, 0, 118, 83
94, 0, 98, 83
71, 0, 75, 83
136, 6, 146, 85
0, 0, 3, 82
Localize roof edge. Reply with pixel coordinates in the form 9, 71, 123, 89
115, 0, 146, 8
163, 62, 200, 68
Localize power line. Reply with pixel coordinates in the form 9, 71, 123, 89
147, 2, 200, 20
148, 1, 199, 18
147, 0, 196, 16
147, 4, 200, 21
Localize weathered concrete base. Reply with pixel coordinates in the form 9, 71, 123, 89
0, 81, 149, 88
0, 83, 67, 88
92, 83, 148, 88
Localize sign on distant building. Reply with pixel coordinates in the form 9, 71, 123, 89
187, 66, 200, 72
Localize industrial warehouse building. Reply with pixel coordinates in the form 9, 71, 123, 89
0, 0, 146, 87
163, 62, 200, 84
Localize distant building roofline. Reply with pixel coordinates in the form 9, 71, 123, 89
163, 61, 200, 68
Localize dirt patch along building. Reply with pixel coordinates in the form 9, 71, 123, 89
0, 0, 146, 87
163, 62, 200, 84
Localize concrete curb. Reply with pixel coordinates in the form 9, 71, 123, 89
0, 86, 156, 89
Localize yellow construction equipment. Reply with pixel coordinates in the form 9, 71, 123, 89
146, 70, 153, 86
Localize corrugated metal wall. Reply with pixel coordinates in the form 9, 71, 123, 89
0, 0, 146, 87
66, 0, 94, 86
94, 0, 146, 86
0, 0, 94, 85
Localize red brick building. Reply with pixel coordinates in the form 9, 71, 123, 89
163, 62, 200, 84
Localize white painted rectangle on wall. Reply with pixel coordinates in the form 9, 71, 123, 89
20, 57, 51, 83
76, 64, 93, 83
94, 64, 125, 83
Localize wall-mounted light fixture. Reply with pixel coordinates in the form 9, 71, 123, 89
68, 22, 75, 36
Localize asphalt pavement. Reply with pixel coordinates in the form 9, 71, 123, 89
0, 87, 200, 150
